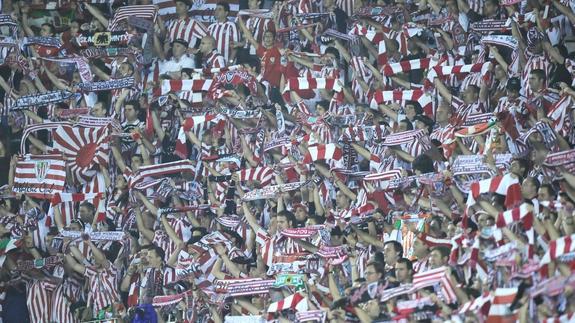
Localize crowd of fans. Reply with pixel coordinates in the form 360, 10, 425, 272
1, 0, 575, 322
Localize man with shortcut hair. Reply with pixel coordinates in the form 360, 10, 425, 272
162, 0, 208, 49
208, 2, 240, 63
429, 246, 450, 269
395, 258, 414, 284
199, 36, 226, 69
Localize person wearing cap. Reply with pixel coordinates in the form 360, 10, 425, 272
156, 38, 196, 76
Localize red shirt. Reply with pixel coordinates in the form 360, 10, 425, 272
256, 46, 283, 88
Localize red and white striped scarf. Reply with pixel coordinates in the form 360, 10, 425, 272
487, 288, 518, 322
370, 89, 433, 114
458, 291, 492, 315
238, 166, 274, 186
303, 144, 343, 163
418, 233, 452, 248
282, 77, 343, 103
108, 5, 157, 31
412, 266, 458, 304
466, 174, 522, 210
427, 62, 491, 81
267, 292, 307, 313
540, 233, 575, 265
380, 57, 437, 76
495, 203, 534, 258
547, 95, 574, 141
157, 79, 213, 96
130, 160, 195, 188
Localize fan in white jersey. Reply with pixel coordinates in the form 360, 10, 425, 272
158, 39, 197, 76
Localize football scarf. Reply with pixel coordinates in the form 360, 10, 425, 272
470, 19, 510, 33
157, 205, 211, 217
12, 90, 74, 110
15, 256, 62, 271
59, 108, 90, 119
78, 77, 135, 92
242, 181, 308, 201
60, 230, 126, 241
75, 31, 132, 48
23, 36, 62, 48
237, 9, 274, 19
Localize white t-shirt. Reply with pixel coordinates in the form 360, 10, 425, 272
159, 54, 196, 74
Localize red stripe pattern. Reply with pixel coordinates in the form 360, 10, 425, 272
13, 154, 66, 199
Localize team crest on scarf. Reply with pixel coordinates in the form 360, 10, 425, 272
34, 160, 50, 181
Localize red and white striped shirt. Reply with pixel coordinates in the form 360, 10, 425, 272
166, 17, 208, 48
208, 20, 240, 62
51, 276, 82, 323
203, 50, 226, 69
26, 279, 57, 323
522, 54, 552, 97
84, 264, 121, 316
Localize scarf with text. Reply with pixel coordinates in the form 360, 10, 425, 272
237, 9, 274, 18
214, 278, 276, 296
208, 70, 258, 100
516, 121, 558, 150
242, 181, 308, 201
23, 36, 62, 48
12, 90, 74, 110
60, 230, 126, 241
78, 77, 135, 92
15, 255, 62, 271
59, 108, 90, 119
470, 19, 510, 33
41, 56, 93, 83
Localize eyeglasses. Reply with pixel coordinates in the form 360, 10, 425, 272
365, 271, 376, 276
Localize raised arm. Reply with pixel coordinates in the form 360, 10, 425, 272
433, 77, 453, 103
88, 239, 110, 268
111, 144, 127, 173
237, 16, 260, 51
135, 207, 156, 242
84, 3, 109, 29
242, 202, 263, 234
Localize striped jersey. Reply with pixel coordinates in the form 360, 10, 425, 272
208, 20, 240, 62
84, 264, 121, 316
203, 50, 226, 69
165, 17, 208, 48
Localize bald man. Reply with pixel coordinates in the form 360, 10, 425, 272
199, 36, 226, 69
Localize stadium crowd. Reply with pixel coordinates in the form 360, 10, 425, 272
1, 0, 575, 322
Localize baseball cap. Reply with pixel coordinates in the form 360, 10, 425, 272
172, 38, 189, 48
